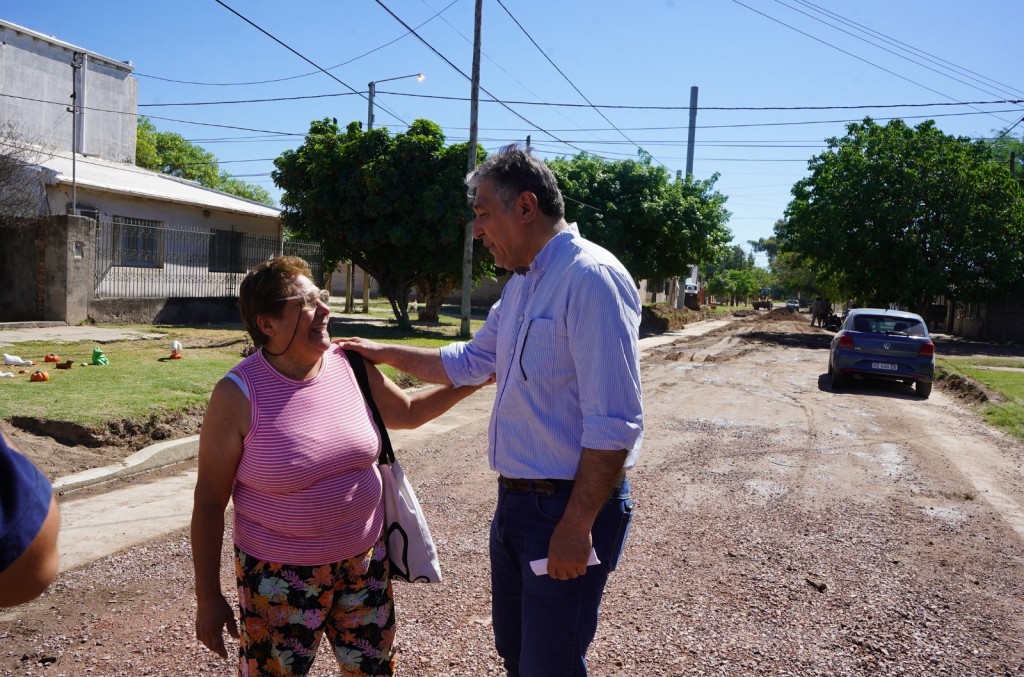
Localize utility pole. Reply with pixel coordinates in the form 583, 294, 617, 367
460, 0, 482, 339
68, 51, 84, 215
526, 134, 531, 151
685, 85, 698, 179
350, 80, 382, 313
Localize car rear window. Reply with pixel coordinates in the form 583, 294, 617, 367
851, 315, 926, 337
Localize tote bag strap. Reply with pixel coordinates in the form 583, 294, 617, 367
343, 349, 396, 466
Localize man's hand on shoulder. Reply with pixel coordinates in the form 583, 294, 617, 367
333, 337, 387, 364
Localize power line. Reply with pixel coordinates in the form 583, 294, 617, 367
139, 92, 362, 107
372, 0, 588, 154
991, 117, 1024, 144
135, 0, 459, 87
138, 88, 1021, 111
492, 0, 664, 166
771, 0, 1024, 106
211, 0, 409, 127
7, 91, 1021, 134
727, 0, 1017, 126
414, 0, 598, 141
791, 0, 1024, 101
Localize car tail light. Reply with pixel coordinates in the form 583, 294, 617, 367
919, 341, 934, 357
837, 333, 854, 349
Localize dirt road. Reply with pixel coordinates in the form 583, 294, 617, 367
2, 311, 1023, 675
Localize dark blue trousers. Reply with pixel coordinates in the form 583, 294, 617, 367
489, 478, 634, 677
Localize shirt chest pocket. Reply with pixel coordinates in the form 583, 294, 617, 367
518, 317, 572, 382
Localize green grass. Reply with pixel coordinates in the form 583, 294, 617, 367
0, 327, 248, 427
0, 310, 488, 430
938, 356, 1024, 441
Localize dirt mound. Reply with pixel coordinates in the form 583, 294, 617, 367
934, 368, 993, 405
5, 406, 207, 480
762, 306, 801, 321
11, 406, 205, 449
640, 304, 704, 335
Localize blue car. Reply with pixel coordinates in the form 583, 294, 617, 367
828, 309, 935, 398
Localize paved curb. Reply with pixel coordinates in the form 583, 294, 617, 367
53, 435, 200, 493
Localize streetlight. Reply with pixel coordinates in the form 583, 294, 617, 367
367, 72, 424, 131
346, 72, 425, 313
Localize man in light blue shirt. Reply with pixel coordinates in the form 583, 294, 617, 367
340, 146, 643, 676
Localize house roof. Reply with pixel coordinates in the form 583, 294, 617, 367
0, 19, 134, 73
33, 150, 282, 220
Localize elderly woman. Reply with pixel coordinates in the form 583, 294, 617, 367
191, 256, 487, 675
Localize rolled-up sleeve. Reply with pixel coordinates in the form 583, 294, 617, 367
441, 299, 501, 386
567, 264, 643, 455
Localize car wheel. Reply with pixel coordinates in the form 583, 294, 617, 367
916, 380, 932, 399
831, 365, 846, 390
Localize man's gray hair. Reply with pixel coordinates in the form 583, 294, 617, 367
466, 145, 565, 219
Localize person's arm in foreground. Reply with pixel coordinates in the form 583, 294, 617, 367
335, 337, 452, 385
359, 352, 493, 429
191, 378, 246, 658
546, 448, 627, 580
0, 431, 60, 607
547, 265, 643, 580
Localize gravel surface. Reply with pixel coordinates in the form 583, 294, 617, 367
3, 312, 1024, 676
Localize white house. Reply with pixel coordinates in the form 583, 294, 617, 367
0, 18, 316, 324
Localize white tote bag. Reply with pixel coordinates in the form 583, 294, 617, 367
344, 350, 442, 583
378, 454, 443, 583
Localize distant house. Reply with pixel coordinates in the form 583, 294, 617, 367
0, 18, 319, 325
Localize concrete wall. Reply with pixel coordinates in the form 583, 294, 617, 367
0, 221, 40, 321
42, 215, 94, 324
89, 297, 241, 325
0, 21, 137, 162
0, 215, 94, 323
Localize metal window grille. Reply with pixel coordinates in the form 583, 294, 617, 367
94, 219, 322, 299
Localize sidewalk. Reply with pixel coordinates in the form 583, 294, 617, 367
0, 322, 166, 347
44, 318, 727, 572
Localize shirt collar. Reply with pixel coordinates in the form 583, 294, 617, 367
514, 223, 578, 276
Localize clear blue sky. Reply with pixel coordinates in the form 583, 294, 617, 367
4, 1, 1021, 263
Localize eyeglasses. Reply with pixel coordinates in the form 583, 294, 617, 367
277, 289, 322, 311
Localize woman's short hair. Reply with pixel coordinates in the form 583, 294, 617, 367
466, 145, 564, 219
238, 256, 311, 347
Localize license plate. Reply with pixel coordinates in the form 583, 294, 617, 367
872, 362, 898, 371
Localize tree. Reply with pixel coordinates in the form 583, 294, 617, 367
0, 123, 51, 227
985, 126, 1024, 177
748, 235, 779, 265
546, 153, 732, 283
778, 118, 1024, 314
136, 118, 273, 205
272, 118, 491, 329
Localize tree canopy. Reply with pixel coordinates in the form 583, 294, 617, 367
136, 117, 273, 205
985, 126, 1024, 177
777, 118, 1024, 313
546, 153, 732, 283
272, 117, 490, 328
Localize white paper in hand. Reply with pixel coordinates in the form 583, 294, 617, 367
529, 548, 601, 576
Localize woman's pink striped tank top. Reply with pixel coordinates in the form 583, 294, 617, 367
229, 345, 383, 565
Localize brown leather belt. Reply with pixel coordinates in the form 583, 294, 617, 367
498, 476, 574, 495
